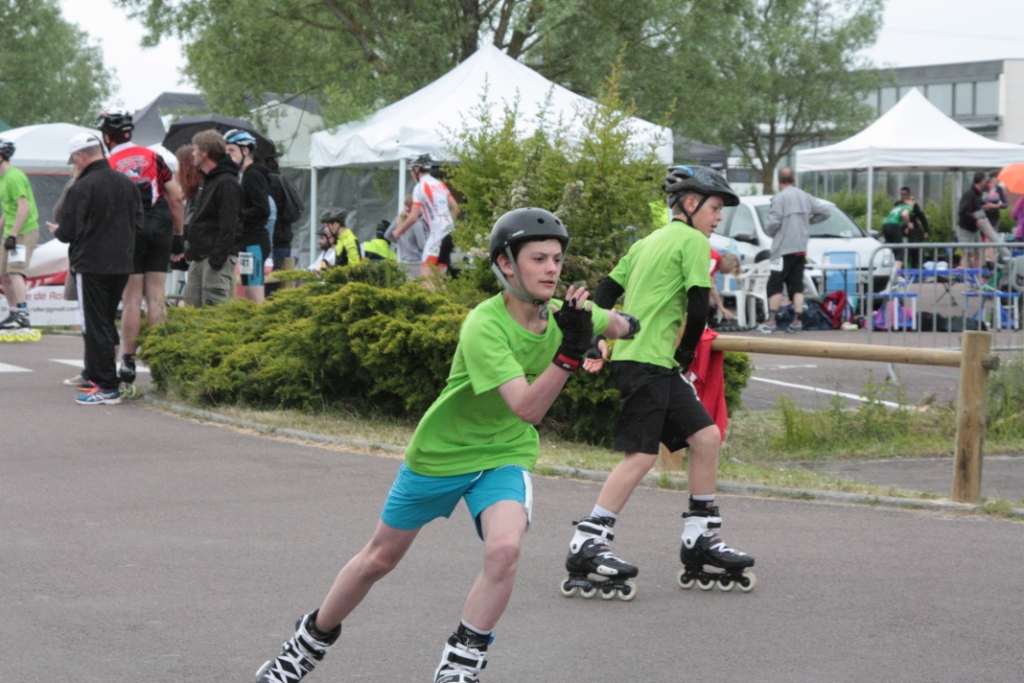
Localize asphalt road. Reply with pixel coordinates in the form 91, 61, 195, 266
2, 336, 1022, 682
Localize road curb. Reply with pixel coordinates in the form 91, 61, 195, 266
145, 395, 1024, 519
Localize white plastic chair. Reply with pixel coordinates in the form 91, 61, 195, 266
731, 261, 772, 327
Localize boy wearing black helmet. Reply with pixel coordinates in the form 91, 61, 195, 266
563, 166, 757, 597
255, 207, 637, 683
318, 207, 362, 266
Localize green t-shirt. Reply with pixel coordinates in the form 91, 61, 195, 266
0, 166, 40, 238
882, 203, 911, 226
404, 294, 609, 477
607, 219, 710, 369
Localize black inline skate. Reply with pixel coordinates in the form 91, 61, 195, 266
678, 507, 756, 593
561, 516, 638, 601
434, 628, 490, 683
118, 355, 137, 385
256, 610, 340, 683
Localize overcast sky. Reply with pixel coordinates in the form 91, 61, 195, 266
61, 0, 1024, 113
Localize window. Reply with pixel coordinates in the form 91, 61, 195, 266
729, 205, 758, 241
975, 80, 999, 115
954, 82, 973, 116
880, 87, 897, 113
714, 206, 735, 237
862, 89, 879, 115
927, 83, 953, 116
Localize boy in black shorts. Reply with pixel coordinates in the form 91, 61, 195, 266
563, 166, 757, 596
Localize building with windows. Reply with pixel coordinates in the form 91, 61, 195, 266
865, 59, 1024, 143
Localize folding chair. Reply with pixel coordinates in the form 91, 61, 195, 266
731, 261, 772, 327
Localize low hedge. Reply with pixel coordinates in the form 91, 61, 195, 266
140, 261, 751, 446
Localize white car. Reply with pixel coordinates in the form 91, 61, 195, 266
708, 195, 895, 293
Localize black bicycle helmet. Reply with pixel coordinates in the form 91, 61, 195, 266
0, 138, 14, 161
489, 207, 570, 305
319, 207, 348, 225
409, 154, 434, 171
664, 165, 739, 222
95, 108, 134, 134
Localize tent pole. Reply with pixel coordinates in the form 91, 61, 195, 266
866, 166, 874, 234
397, 158, 407, 220
310, 166, 318, 266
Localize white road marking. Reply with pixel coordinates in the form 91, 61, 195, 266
0, 362, 32, 373
50, 359, 150, 373
756, 364, 819, 371
749, 376, 900, 408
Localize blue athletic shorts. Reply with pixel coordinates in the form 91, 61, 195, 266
381, 463, 533, 539
240, 244, 264, 286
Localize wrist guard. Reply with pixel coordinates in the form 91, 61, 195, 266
619, 312, 641, 339
3, 235, 16, 251
585, 334, 607, 360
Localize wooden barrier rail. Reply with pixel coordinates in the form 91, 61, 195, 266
658, 331, 999, 504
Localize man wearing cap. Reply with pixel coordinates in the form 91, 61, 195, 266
0, 138, 41, 334
183, 130, 242, 307
52, 134, 143, 405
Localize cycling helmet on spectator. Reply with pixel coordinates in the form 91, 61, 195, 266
409, 154, 434, 171
319, 207, 348, 226
0, 139, 14, 161
224, 129, 258, 149
664, 165, 739, 223
95, 108, 134, 134
489, 207, 570, 305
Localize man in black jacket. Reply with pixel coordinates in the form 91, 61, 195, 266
898, 187, 928, 268
52, 133, 143, 405
183, 130, 242, 307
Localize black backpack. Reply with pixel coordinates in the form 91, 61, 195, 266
274, 173, 304, 224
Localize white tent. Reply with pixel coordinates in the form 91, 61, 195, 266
308, 44, 673, 259
1, 123, 102, 172
311, 44, 673, 169
796, 88, 1024, 231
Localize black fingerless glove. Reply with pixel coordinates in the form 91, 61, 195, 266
171, 234, 185, 255
3, 235, 16, 251
674, 346, 695, 375
553, 299, 594, 372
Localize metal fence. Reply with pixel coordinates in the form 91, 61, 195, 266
863, 242, 1024, 352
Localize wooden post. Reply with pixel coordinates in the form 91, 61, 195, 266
656, 443, 685, 472
952, 331, 993, 503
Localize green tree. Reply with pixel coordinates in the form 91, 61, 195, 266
0, 0, 114, 127
699, 0, 885, 192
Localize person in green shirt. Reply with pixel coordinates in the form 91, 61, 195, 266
881, 201, 912, 271
362, 220, 397, 261
319, 207, 363, 266
563, 166, 757, 597
0, 138, 40, 331
255, 207, 639, 683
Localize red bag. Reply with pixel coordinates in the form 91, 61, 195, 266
822, 291, 853, 329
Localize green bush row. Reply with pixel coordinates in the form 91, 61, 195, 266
141, 261, 752, 446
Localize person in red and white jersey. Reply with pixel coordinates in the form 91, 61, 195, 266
96, 108, 185, 386
392, 154, 459, 278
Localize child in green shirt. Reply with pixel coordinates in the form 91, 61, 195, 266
256, 207, 638, 683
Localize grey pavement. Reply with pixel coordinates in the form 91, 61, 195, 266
2, 335, 1023, 682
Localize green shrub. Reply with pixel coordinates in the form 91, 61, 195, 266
988, 354, 1024, 439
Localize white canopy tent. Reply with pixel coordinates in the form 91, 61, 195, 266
2, 123, 102, 172
796, 88, 1024, 232
309, 44, 674, 260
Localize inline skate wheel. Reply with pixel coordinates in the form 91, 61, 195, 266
559, 577, 579, 598
738, 571, 757, 593
618, 580, 638, 602
16, 329, 29, 341
676, 569, 696, 590
29, 329, 42, 341
599, 586, 617, 600
697, 576, 716, 591
717, 576, 735, 592
580, 586, 598, 599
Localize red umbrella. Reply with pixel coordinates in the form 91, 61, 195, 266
997, 164, 1024, 194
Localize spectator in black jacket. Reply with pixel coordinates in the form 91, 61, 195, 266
183, 130, 241, 307
225, 129, 271, 304
52, 133, 143, 405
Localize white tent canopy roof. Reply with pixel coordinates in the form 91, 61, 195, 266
1, 123, 103, 172
796, 88, 1024, 172
311, 44, 673, 167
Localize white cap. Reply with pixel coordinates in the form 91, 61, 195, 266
68, 133, 102, 163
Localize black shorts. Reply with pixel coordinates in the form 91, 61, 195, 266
133, 205, 174, 274
766, 254, 805, 299
611, 361, 716, 455
436, 233, 454, 267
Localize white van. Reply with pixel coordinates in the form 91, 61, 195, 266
708, 195, 895, 293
